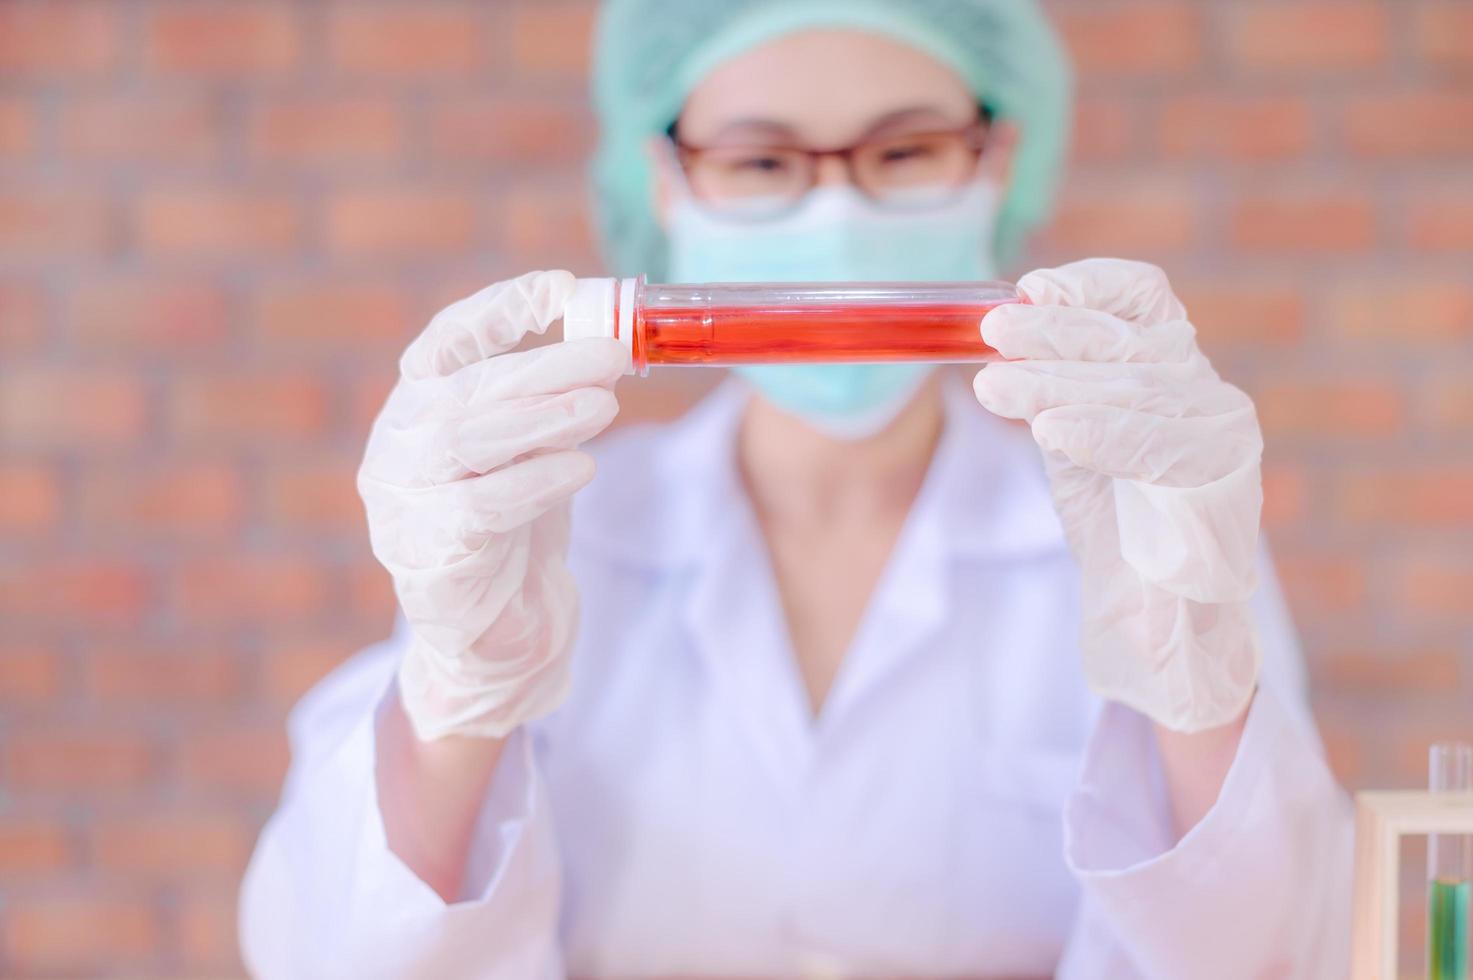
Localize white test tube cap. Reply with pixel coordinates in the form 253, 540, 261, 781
562, 276, 636, 374
562, 276, 616, 341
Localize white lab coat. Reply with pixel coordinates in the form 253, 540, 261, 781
240, 377, 1353, 980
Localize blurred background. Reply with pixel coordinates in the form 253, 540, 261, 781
0, 0, 1469, 975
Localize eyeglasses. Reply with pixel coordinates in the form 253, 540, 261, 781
670, 118, 990, 219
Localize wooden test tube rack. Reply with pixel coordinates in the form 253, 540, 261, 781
1352, 790, 1473, 979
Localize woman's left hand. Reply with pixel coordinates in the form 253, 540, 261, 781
974, 258, 1263, 733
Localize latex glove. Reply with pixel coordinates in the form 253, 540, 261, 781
357, 271, 627, 741
974, 258, 1262, 733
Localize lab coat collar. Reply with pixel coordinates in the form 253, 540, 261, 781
575, 370, 1067, 571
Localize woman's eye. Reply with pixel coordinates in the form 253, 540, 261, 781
878, 143, 936, 164
731, 155, 791, 173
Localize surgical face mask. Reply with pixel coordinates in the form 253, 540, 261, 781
667, 177, 1001, 439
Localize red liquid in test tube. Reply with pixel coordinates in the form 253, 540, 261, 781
563, 277, 1023, 376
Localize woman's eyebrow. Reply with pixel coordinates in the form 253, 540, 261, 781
860, 105, 968, 137
699, 117, 801, 143
688, 104, 967, 146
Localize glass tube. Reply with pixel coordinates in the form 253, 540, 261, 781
562, 276, 1023, 376
631, 279, 1020, 375
1429, 742, 1472, 980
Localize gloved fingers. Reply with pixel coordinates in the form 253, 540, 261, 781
432, 386, 619, 483
365, 451, 595, 568
1017, 258, 1187, 328
1030, 402, 1263, 487
444, 337, 629, 409
982, 300, 1197, 364
362, 342, 624, 489
400, 270, 577, 380
973, 360, 1242, 423
457, 449, 598, 536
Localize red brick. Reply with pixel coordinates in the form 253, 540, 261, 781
0, 817, 72, 873
144, 2, 302, 76
0, 368, 149, 449
1054, 5, 1202, 77
1337, 467, 1473, 526
348, 371, 398, 436
0, 2, 120, 78
1230, 191, 1376, 252
174, 555, 331, 625
0, 190, 112, 258
92, 812, 251, 877
1401, 891, 1434, 967
0, 462, 61, 535
1392, 718, 1473, 786
1407, 187, 1473, 251
0, 279, 46, 353
1225, 4, 1389, 73
136, 189, 300, 256
177, 724, 290, 797
1314, 713, 1366, 787
1255, 381, 1405, 439
1070, 97, 1136, 164
254, 280, 413, 352
1262, 464, 1308, 529
430, 266, 520, 309
1395, 559, 1473, 618
59, 94, 224, 164
262, 635, 357, 708
177, 889, 244, 974
264, 457, 365, 532
1344, 91, 1473, 158
1328, 280, 1473, 343
1159, 95, 1312, 161
1423, 376, 1473, 432
1319, 647, 1462, 695
170, 373, 330, 446
84, 645, 243, 707
78, 460, 244, 540
349, 559, 397, 622
3, 897, 158, 973
250, 97, 404, 166
0, 559, 153, 626
501, 185, 601, 265
509, 4, 594, 79
0, 97, 35, 158
328, 6, 487, 78
1275, 555, 1369, 614
3, 731, 154, 792
1414, 4, 1473, 71
1176, 281, 1306, 349
71, 277, 231, 354
1040, 181, 1197, 255
429, 99, 591, 167
0, 642, 65, 705
325, 189, 480, 256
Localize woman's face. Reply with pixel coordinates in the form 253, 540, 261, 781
650, 28, 1014, 223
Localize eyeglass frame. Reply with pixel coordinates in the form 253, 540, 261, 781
664, 104, 996, 211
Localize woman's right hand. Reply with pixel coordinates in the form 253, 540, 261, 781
358, 270, 628, 742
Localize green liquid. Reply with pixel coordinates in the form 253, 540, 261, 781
1430, 878, 1470, 980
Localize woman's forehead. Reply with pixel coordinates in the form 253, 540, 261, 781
678, 28, 975, 145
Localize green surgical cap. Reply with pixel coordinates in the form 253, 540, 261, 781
589, 0, 1072, 278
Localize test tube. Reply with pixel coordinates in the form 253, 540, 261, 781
1429, 742, 1472, 980
562, 276, 1023, 376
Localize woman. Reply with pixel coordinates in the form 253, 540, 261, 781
241, 1, 1351, 977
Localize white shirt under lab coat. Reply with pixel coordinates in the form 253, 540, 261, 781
240, 377, 1353, 979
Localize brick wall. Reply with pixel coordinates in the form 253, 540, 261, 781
1, 0, 1469, 975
